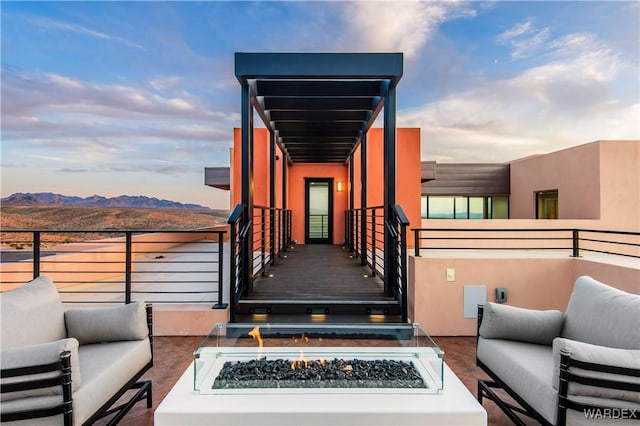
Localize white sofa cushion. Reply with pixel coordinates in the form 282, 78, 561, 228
72, 339, 152, 425
1, 338, 81, 402
65, 302, 148, 344
477, 337, 558, 424
479, 302, 563, 345
0, 277, 66, 348
562, 276, 640, 350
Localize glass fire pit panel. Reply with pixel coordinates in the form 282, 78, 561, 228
193, 323, 444, 395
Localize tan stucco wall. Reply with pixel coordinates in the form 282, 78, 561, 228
509, 140, 640, 229
509, 141, 601, 220
598, 141, 640, 231
409, 254, 639, 336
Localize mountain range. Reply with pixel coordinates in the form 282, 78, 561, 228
1, 192, 212, 210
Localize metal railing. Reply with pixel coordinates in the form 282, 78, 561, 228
308, 214, 329, 239
345, 205, 410, 322
228, 204, 292, 320
412, 228, 640, 259
228, 204, 250, 314
386, 205, 410, 323
345, 206, 385, 277
1, 229, 227, 306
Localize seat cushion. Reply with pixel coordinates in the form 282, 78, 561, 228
72, 339, 151, 425
65, 302, 148, 344
562, 276, 640, 350
0, 276, 66, 348
477, 337, 558, 424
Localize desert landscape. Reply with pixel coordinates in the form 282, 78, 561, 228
1, 205, 229, 249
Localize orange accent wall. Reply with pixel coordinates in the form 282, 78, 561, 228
288, 163, 349, 244
350, 128, 421, 244
232, 128, 282, 209
233, 127, 421, 245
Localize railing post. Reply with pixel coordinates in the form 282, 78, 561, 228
261, 208, 266, 274
228, 221, 237, 320
572, 229, 580, 257
400, 221, 408, 323
414, 229, 421, 257
370, 210, 376, 275
213, 232, 227, 309
33, 231, 41, 279
354, 210, 359, 257
361, 208, 367, 266
287, 210, 292, 248
125, 231, 132, 304
270, 208, 276, 266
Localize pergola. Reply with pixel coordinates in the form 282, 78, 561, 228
235, 52, 403, 294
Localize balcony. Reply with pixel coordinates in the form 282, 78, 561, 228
1, 227, 637, 425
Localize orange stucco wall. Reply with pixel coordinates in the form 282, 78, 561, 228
287, 163, 349, 244
233, 127, 421, 245
351, 128, 422, 239
232, 128, 286, 209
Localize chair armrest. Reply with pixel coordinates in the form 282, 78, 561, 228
553, 338, 640, 398
65, 302, 149, 345
478, 302, 563, 345
1, 338, 80, 402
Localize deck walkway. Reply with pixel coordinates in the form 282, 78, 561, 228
249, 244, 388, 301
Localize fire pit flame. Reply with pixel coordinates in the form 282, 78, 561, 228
248, 326, 264, 359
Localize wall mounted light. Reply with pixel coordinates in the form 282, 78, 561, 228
336, 181, 344, 192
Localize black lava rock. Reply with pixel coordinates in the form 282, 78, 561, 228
212, 358, 426, 389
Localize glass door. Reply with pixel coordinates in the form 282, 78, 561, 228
305, 178, 333, 244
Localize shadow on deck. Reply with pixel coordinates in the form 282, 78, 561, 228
234, 244, 401, 324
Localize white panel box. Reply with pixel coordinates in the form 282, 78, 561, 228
463, 285, 487, 319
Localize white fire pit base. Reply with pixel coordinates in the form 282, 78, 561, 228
155, 361, 486, 425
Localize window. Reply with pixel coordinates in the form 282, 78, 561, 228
428, 196, 454, 219
536, 190, 558, 219
421, 195, 509, 219
491, 196, 509, 219
469, 197, 485, 219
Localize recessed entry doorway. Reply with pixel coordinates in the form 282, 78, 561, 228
305, 178, 333, 244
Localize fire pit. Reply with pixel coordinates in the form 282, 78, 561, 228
155, 323, 486, 425
194, 323, 444, 395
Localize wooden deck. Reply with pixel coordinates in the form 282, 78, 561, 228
249, 244, 389, 301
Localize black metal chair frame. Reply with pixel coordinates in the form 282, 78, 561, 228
476, 305, 640, 425
1, 305, 154, 425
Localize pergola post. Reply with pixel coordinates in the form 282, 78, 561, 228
349, 152, 355, 251
383, 83, 396, 296
360, 133, 368, 267
269, 131, 276, 265
241, 83, 254, 294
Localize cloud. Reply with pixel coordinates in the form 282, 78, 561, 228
1, 68, 235, 134
497, 19, 550, 59
28, 16, 144, 50
342, 1, 474, 59
400, 30, 639, 162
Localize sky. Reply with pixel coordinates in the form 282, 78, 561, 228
1, 1, 638, 209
